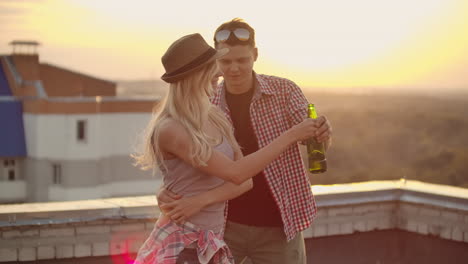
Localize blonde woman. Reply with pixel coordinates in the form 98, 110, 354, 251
133, 33, 318, 264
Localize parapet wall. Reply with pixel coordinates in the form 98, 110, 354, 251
0, 180, 467, 262
305, 180, 468, 241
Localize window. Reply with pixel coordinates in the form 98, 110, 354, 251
3, 159, 14, 166
8, 170, 15, 181
2, 159, 18, 181
77, 120, 87, 142
52, 164, 62, 184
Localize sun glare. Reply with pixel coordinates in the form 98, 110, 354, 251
1, 0, 467, 89
249, 0, 468, 88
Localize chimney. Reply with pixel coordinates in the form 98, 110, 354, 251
9, 40, 40, 55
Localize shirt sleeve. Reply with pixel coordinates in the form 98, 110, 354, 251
287, 81, 309, 127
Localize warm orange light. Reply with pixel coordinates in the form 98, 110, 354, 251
1, 0, 466, 90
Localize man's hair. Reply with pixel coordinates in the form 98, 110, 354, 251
214, 18, 255, 48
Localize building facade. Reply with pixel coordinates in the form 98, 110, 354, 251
0, 41, 160, 203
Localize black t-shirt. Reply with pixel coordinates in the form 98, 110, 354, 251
225, 87, 283, 227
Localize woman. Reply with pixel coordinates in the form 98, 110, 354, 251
133, 33, 318, 264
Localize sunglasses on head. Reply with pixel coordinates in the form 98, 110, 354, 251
215, 28, 250, 43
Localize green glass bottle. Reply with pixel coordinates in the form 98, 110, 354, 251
307, 104, 327, 173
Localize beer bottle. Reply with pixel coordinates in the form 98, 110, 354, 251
307, 104, 327, 173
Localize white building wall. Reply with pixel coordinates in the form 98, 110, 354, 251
0, 181, 26, 202
23, 113, 152, 160
17, 112, 159, 202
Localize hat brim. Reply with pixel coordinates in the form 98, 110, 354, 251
161, 48, 229, 83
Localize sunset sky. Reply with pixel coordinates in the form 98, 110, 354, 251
1, 0, 467, 91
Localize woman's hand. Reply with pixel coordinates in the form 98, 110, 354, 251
211, 71, 223, 89
288, 118, 320, 142
314, 115, 332, 143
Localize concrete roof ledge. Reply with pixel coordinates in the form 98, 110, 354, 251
0, 196, 159, 227
313, 180, 468, 210
1, 180, 467, 228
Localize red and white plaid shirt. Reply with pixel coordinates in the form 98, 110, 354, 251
211, 73, 317, 241
134, 215, 234, 264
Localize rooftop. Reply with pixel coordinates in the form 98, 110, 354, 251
0, 180, 467, 263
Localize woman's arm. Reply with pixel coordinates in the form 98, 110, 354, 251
285, 81, 332, 150
159, 117, 318, 185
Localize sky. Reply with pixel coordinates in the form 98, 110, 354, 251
1, 0, 467, 92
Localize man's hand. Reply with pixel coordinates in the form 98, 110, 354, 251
315, 116, 332, 144
160, 196, 207, 224
156, 186, 181, 214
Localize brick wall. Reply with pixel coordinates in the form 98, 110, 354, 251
0, 196, 158, 262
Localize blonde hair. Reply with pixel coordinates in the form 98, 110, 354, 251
133, 62, 241, 173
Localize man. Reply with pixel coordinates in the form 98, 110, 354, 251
160, 18, 332, 264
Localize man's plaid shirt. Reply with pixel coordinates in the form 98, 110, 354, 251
211, 73, 317, 241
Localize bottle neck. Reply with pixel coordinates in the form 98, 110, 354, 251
308, 104, 318, 119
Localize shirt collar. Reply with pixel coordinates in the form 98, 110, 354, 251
220, 72, 276, 96
255, 73, 276, 95
216, 72, 277, 111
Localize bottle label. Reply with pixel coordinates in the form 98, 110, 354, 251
307, 138, 326, 162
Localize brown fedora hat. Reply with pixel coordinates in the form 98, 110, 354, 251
161, 33, 228, 83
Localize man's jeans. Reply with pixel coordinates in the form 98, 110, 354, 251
176, 248, 215, 264
223, 221, 306, 264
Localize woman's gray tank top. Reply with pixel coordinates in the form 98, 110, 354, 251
161, 137, 234, 233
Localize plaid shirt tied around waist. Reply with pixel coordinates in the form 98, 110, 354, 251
212, 73, 318, 241
134, 216, 234, 264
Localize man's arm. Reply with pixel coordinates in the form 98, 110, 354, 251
157, 151, 253, 223
160, 180, 252, 224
